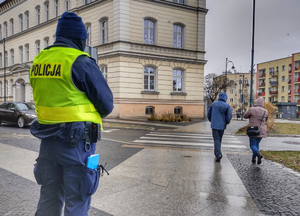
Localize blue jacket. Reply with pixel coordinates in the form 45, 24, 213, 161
30, 37, 114, 139
207, 92, 232, 130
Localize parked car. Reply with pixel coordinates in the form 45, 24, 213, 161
0, 102, 37, 128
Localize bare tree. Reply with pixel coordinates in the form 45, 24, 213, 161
204, 73, 233, 103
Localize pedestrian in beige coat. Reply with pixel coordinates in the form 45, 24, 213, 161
243, 97, 268, 164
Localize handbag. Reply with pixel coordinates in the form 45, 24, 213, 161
246, 110, 266, 136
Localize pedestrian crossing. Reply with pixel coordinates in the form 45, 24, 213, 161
133, 131, 247, 151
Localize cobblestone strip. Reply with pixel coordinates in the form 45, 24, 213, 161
227, 154, 300, 216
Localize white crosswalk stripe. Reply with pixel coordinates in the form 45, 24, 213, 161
133, 131, 247, 150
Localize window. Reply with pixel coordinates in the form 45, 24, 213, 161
0, 53, 2, 67
24, 44, 29, 62
44, 37, 49, 48
269, 67, 274, 75
173, 24, 184, 48
64, 0, 70, 11
54, 0, 59, 17
83, 0, 92, 5
35, 40, 41, 55
5, 80, 8, 96
281, 86, 285, 92
144, 19, 156, 44
173, 0, 184, 4
10, 79, 13, 96
4, 51, 8, 66
19, 46, 23, 63
282, 65, 285, 71
99, 19, 108, 44
276, 66, 279, 72
281, 96, 285, 102
35, 6, 41, 25
18, 14, 23, 32
282, 76, 285, 81
145, 106, 154, 115
0, 25, 2, 39
144, 66, 156, 90
24, 11, 29, 30
230, 98, 233, 103
100, 65, 107, 81
9, 18, 14, 36
0, 82, 2, 96
3, 22, 7, 38
10, 49, 14, 65
44, 1, 50, 21
173, 69, 183, 92
230, 89, 233, 94
86, 24, 91, 46
174, 106, 182, 115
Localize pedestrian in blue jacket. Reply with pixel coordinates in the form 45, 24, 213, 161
207, 92, 232, 162
30, 12, 114, 216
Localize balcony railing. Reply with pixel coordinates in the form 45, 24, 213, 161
269, 72, 278, 77
269, 91, 278, 95
288, 80, 291, 84
269, 81, 278, 86
259, 83, 265, 87
259, 73, 266, 78
258, 92, 265, 96
294, 77, 300, 82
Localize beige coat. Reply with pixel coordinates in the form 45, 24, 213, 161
243, 97, 268, 138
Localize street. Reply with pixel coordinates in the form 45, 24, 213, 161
1, 120, 300, 215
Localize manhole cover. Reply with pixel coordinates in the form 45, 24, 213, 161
283, 141, 300, 145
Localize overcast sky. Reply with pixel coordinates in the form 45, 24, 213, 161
205, 0, 300, 75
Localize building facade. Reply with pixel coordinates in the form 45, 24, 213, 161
222, 72, 256, 117
0, 0, 207, 119
257, 52, 300, 117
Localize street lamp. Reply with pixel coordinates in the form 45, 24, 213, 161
0, 38, 6, 102
225, 58, 235, 93
249, 0, 256, 107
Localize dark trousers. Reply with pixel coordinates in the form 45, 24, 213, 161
212, 129, 224, 157
34, 137, 98, 216
249, 137, 262, 157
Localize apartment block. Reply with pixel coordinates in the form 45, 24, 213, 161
0, 0, 207, 119
257, 52, 300, 118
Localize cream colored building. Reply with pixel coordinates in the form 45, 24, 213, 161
222, 72, 257, 116
0, 0, 207, 119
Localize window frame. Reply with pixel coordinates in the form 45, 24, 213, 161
174, 106, 182, 115
143, 18, 157, 45
99, 18, 108, 44
64, 0, 70, 12
24, 11, 29, 30
10, 49, 14, 66
172, 68, 185, 92
100, 65, 107, 81
173, 0, 185, 4
173, 23, 185, 48
44, 1, 50, 22
145, 106, 154, 115
19, 46, 23, 63
44, 37, 49, 48
3, 22, 7, 38
24, 44, 29, 62
143, 66, 157, 91
53, 0, 59, 17
9, 18, 14, 36
18, 14, 23, 32
35, 5, 41, 25
85, 23, 91, 46
35, 40, 41, 55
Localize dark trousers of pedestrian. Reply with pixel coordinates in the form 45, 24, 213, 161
34, 136, 99, 216
212, 129, 224, 157
249, 137, 262, 157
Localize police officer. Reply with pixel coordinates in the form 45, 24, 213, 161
29, 12, 114, 216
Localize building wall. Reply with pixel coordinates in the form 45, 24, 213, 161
0, 0, 207, 119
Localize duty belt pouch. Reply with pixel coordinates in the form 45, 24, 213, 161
91, 123, 101, 143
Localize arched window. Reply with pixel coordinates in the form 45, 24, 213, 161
64, 0, 70, 12
173, 23, 185, 48
44, 1, 50, 21
0, 53, 2, 68
44, 37, 49, 48
24, 11, 29, 29
10, 49, 14, 66
24, 44, 29, 62
144, 66, 156, 91
100, 65, 107, 81
3, 22, 7, 38
144, 18, 156, 44
19, 46, 23, 63
35, 5, 41, 25
9, 18, 14, 36
18, 14, 23, 32
99, 18, 108, 44
174, 106, 182, 115
35, 40, 41, 55
53, 0, 59, 17
173, 68, 184, 92
145, 106, 154, 115
82, 0, 92, 5
85, 23, 91, 46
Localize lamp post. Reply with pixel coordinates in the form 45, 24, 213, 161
225, 58, 235, 93
249, 0, 256, 107
0, 38, 6, 102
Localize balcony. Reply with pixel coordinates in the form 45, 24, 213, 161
269, 81, 278, 86
259, 73, 266, 78
288, 90, 291, 94
259, 83, 265, 87
294, 77, 300, 83
269, 72, 278, 77
298, 100, 300, 105
288, 80, 291, 84
269, 91, 278, 95
258, 92, 265, 96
